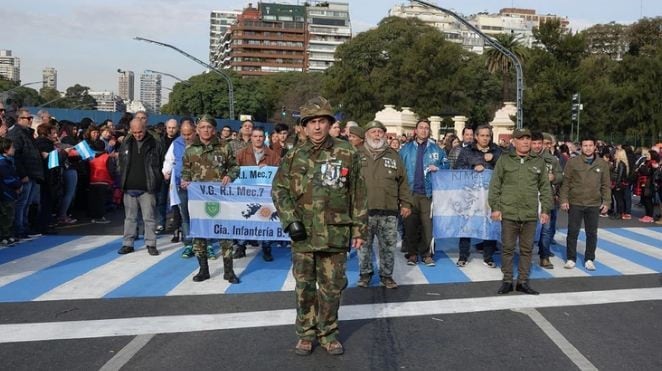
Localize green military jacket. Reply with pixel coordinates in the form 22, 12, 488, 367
358, 146, 413, 212
181, 136, 240, 182
272, 135, 368, 253
540, 150, 564, 202
488, 150, 553, 222
559, 153, 611, 207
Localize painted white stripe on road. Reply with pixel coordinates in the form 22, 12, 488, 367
515, 308, 598, 371
36, 239, 180, 301
1, 287, 660, 343
0, 236, 118, 287
626, 227, 662, 246
444, 250, 502, 282
556, 232, 655, 274
99, 334, 155, 371
598, 229, 662, 259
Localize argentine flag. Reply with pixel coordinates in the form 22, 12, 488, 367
431, 169, 501, 241
74, 140, 94, 160
47, 150, 59, 169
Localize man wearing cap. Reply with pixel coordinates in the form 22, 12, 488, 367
356, 120, 412, 289
347, 126, 364, 148
181, 115, 241, 283
272, 96, 367, 356
489, 128, 552, 295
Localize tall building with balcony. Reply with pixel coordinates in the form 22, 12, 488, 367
42, 67, 57, 90
89, 91, 126, 112
498, 8, 569, 30
306, 1, 352, 72
0, 50, 20, 82
118, 70, 135, 101
210, 10, 241, 68
219, 3, 307, 76
140, 73, 162, 114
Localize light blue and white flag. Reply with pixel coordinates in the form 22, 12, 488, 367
168, 175, 181, 207
47, 150, 59, 169
431, 169, 501, 241
188, 166, 289, 240
74, 140, 94, 160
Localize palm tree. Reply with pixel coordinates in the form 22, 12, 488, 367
485, 33, 528, 102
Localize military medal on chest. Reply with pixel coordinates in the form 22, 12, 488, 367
320, 156, 348, 188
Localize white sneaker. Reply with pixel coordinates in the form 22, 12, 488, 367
584, 260, 596, 271
564, 260, 576, 269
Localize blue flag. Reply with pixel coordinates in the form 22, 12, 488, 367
431, 169, 501, 241
74, 140, 94, 160
47, 150, 60, 169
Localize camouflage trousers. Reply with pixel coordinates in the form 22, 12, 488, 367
358, 215, 398, 278
193, 238, 233, 258
292, 251, 347, 345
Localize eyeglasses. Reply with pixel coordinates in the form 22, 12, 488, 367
20, 116, 33, 120
0, 109, 6, 112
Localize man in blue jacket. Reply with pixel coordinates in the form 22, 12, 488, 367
400, 119, 448, 266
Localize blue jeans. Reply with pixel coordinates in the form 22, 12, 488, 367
14, 180, 36, 235
59, 169, 78, 218
177, 187, 191, 245
156, 182, 168, 227
538, 207, 558, 258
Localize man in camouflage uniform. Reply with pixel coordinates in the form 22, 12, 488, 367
356, 120, 412, 289
181, 115, 240, 283
272, 96, 367, 356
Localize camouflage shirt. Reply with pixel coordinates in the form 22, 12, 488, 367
229, 137, 250, 156
272, 135, 368, 253
181, 136, 240, 182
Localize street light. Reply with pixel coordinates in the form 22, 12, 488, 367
2, 80, 44, 94
412, 0, 525, 129
145, 69, 203, 116
134, 36, 236, 119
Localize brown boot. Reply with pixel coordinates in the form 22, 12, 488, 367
540, 257, 554, 269
357, 274, 371, 288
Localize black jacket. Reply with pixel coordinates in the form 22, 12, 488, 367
6, 124, 44, 182
118, 133, 165, 193
454, 142, 502, 170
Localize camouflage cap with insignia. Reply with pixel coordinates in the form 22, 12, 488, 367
299, 96, 336, 126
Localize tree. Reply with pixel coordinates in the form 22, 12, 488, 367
627, 17, 662, 56
485, 33, 528, 102
62, 84, 96, 110
533, 19, 586, 67
39, 87, 61, 104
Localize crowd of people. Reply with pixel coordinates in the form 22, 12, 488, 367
2, 96, 662, 355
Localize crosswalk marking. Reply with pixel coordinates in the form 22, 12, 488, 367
0, 227, 659, 302
626, 227, 662, 243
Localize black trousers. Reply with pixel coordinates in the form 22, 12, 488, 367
88, 183, 110, 219
566, 205, 600, 262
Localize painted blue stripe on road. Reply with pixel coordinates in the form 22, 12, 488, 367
578, 231, 662, 272
550, 241, 621, 276
605, 228, 662, 250
346, 249, 361, 287
421, 239, 470, 283
0, 235, 81, 265
0, 238, 122, 302
226, 247, 292, 294
104, 247, 198, 298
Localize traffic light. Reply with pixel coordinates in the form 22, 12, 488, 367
571, 93, 580, 123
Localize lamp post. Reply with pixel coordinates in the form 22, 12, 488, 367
412, 0, 525, 129
2, 80, 44, 94
145, 69, 203, 116
134, 37, 235, 119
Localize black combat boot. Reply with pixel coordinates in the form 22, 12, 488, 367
262, 245, 273, 262
192, 256, 210, 282
232, 245, 246, 258
171, 228, 181, 243
223, 257, 240, 284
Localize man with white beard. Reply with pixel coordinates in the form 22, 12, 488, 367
356, 121, 413, 289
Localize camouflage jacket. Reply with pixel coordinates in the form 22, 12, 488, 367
357, 146, 412, 212
272, 136, 368, 253
181, 136, 239, 182
229, 137, 250, 156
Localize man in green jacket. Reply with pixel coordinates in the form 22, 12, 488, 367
181, 115, 241, 284
489, 128, 552, 295
356, 120, 412, 289
272, 96, 367, 356
559, 135, 611, 271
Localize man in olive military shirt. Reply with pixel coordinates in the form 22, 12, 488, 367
272, 96, 368, 356
489, 128, 552, 295
356, 120, 412, 289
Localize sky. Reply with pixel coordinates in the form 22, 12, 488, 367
3, 0, 660, 98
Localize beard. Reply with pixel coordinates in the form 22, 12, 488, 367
365, 137, 386, 150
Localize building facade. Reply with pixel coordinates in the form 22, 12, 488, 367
42, 67, 57, 90
139, 73, 162, 114
306, 1, 352, 72
0, 50, 20, 82
118, 70, 135, 101
210, 10, 242, 68
89, 91, 126, 112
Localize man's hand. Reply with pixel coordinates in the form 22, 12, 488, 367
491, 211, 502, 221
352, 238, 365, 249
548, 173, 555, 182
221, 176, 231, 186
474, 164, 485, 173
561, 202, 570, 211
599, 204, 609, 214
163, 172, 171, 181
540, 213, 550, 224
484, 153, 493, 162
180, 180, 190, 189
427, 165, 439, 172
400, 207, 412, 218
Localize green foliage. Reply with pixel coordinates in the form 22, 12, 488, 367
485, 33, 528, 101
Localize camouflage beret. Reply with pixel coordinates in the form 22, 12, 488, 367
299, 96, 336, 126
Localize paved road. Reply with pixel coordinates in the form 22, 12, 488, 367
0, 206, 660, 370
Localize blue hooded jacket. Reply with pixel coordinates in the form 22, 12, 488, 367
399, 139, 448, 197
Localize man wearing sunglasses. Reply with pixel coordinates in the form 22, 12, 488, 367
6, 108, 44, 239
